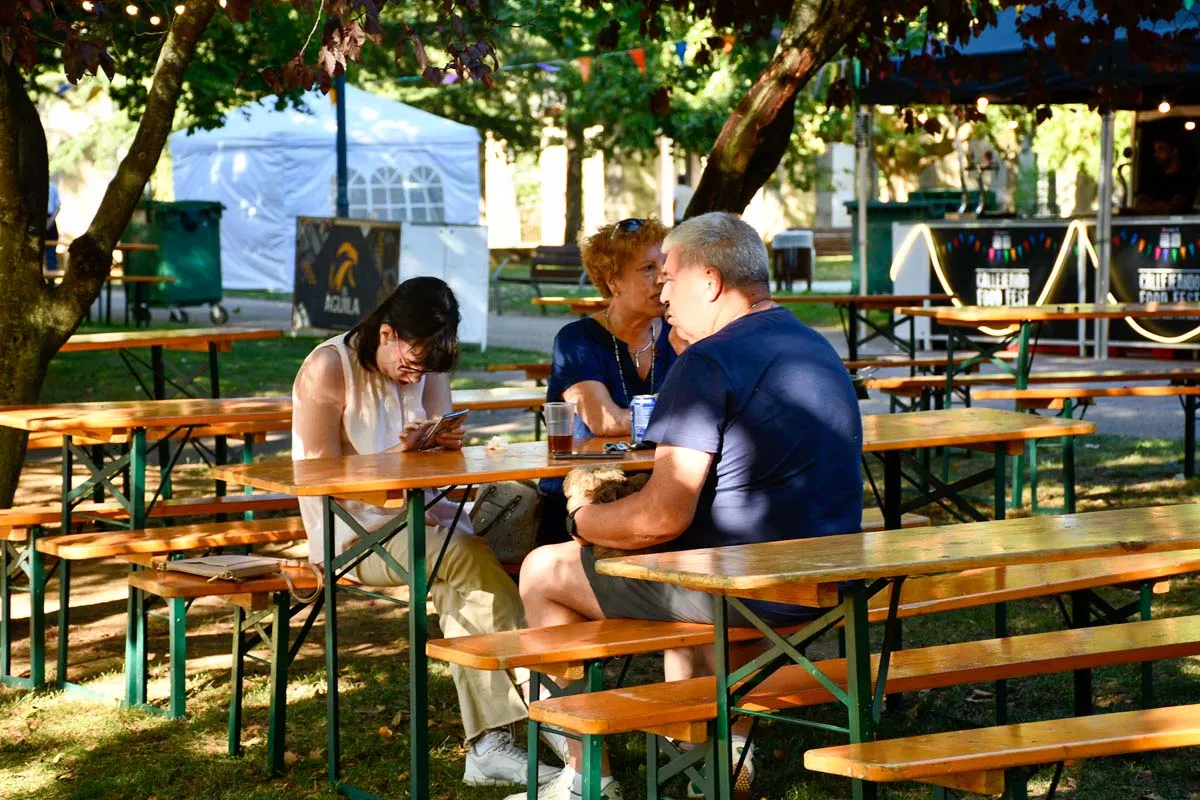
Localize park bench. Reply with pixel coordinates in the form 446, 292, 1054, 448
127, 562, 344, 776
803, 702, 1200, 798
492, 244, 588, 314
488, 362, 552, 384
812, 226, 853, 257
531, 615, 1200, 799
29, 518, 307, 716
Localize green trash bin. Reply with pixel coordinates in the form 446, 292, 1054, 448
123, 200, 227, 326
846, 190, 994, 294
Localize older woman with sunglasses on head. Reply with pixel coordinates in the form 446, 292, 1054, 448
538, 217, 684, 543
292, 277, 563, 790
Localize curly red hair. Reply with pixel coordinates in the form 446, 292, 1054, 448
580, 217, 670, 298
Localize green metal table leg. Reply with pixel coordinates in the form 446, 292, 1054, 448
526, 674, 541, 800
268, 591, 289, 776
407, 489, 430, 798
994, 445, 1008, 521
29, 527, 45, 689
994, 599, 1008, 725
242, 435, 256, 522
1009, 323, 1032, 509
229, 605, 246, 757
1028, 441, 1039, 514
711, 595, 734, 800
168, 597, 187, 719
130, 429, 147, 529
1070, 591, 1093, 716
1062, 399, 1077, 514
58, 560, 72, 690
845, 582, 878, 800
645, 733, 660, 800
322, 497, 341, 784
1, 537, 8, 679
125, 569, 148, 707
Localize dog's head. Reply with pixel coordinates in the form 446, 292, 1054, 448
563, 466, 650, 508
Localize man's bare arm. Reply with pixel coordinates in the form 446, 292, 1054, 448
571, 444, 713, 550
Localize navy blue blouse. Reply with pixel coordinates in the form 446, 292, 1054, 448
546, 317, 677, 440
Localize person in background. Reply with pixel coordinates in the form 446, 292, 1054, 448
1134, 138, 1196, 215
672, 173, 694, 224
45, 179, 61, 271
291, 277, 562, 790
513, 212, 864, 800
538, 217, 683, 544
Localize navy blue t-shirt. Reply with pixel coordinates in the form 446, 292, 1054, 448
546, 317, 677, 439
644, 306, 863, 618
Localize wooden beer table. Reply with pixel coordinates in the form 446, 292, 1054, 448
533, 294, 953, 360
44, 241, 163, 326
208, 407, 1090, 799
58, 327, 284, 401
772, 293, 952, 360
597, 504, 1200, 800
899, 302, 1200, 392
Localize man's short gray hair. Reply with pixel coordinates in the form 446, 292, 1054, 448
663, 211, 770, 289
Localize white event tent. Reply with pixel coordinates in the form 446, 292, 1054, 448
169, 85, 481, 290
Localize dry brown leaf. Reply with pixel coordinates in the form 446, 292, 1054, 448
308, 747, 324, 760
283, 751, 300, 767
391, 710, 405, 728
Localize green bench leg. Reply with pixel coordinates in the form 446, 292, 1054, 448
1, 538, 9, 679
29, 527, 45, 689
57, 560, 71, 690
228, 605, 246, 758
267, 592, 289, 776
124, 571, 148, 707
1140, 581, 1154, 707
579, 661, 605, 800
994, 601, 1008, 725
1070, 591, 1093, 717
168, 597, 187, 719
527, 674, 542, 798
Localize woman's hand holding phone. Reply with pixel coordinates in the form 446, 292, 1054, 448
399, 410, 469, 452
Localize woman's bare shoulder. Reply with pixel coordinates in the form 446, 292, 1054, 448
294, 344, 345, 400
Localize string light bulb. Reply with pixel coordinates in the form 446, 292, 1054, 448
149, 13, 161, 24
174, 4, 185, 13
1187, 121, 1197, 132
976, 96, 990, 112
1159, 99, 1172, 114
218, 0, 226, 7
81, 0, 94, 10
125, 3, 138, 14
1008, 119, 1019, 129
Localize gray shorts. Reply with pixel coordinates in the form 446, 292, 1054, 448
580, 547, 819, 628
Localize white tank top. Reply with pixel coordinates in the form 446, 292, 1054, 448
293, 332, 428, 565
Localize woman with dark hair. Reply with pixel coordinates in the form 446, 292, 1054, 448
292, 277, 560, 790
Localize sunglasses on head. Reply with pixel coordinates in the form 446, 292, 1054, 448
608, 218, 646, 240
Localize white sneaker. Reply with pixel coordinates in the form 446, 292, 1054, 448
540, 727, 571, 764
464, 729, 561, 787
501, 768, 623, 800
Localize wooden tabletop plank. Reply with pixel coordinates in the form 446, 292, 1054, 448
596, 504, 1200, 595
59, 327, 284, 353
0, 386, 544, 435
975, 385, 1200, 400
860, 408, 1092, 453
211, 409, 1092, 497
898, 302, 1200, 326
868, 368, 1200, 390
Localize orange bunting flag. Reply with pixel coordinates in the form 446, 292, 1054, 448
723, 34, 735, 54
578, 56, 592, 83
629, 48, 646, 75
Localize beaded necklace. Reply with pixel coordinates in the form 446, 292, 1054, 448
603, 307, 655, 405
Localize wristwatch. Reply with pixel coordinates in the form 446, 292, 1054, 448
565, 507, 584, 542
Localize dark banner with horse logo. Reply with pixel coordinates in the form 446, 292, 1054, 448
929, 222, 1079, 340
293, 217, 400, 331
1108, 221, 1200, 345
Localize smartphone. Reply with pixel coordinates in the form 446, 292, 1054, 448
416, 409, 469, 450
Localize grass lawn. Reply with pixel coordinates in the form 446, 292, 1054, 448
1, 430, 1199, 799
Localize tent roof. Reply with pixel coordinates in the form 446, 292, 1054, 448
859, 6, 1200, 109
170, 85, 479, 152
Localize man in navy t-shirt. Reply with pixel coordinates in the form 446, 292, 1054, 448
513, 212, 863, 800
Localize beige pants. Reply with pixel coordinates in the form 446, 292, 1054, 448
350, 525, 529, 742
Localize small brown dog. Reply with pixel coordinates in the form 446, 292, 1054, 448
562, 465, 654, 559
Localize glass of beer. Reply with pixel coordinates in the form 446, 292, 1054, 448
544, 402, 576, 455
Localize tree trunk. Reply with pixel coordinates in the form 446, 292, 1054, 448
563, 120, 585, 245
0, 0, 217, 507
686, 0, 872, 219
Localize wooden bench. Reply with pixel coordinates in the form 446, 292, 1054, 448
487, 362, 552, 384
128, 565, 322, 774
868, 367, 1200, 395
813, 226, 853, 257
492, 244, 588, 314
4, 516, 305, 704
976, 385, 1200, 480
804, 702, 1200, 798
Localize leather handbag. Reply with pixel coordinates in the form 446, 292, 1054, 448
470, 480, 543, 565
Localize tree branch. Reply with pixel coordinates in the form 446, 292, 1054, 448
56, 0, 219, 325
